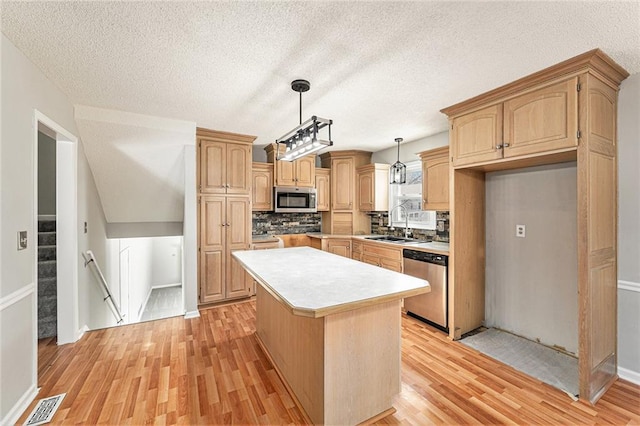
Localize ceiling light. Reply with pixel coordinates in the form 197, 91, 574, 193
276, 79, 333, 162
390, 137, 406, 184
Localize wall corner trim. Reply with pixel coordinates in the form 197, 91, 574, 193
2, 383, 38, 426
618, 366, 640, 386
618, 280, 640, 293
0, 283, 35, 311
184, 310, 200, 319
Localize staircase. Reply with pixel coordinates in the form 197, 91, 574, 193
38, 219, 57, 339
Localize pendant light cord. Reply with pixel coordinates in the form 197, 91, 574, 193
299, 91, 302, 125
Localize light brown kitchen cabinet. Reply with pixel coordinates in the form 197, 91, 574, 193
450, 77, 578, 168
264, 143, 316, 187
359, 240, 402, 273
252, 162, 273, 211
199, 131, 252, 194
441, 49, 628, 404
418, 147, 450, 211
315, 168, 330, 212
357, 163, 390, 212
320, 150, 372, 235
351, 240, 363, 262
199, 195, 252, 303
197, 128, 255, 305
326, 238, 351, 258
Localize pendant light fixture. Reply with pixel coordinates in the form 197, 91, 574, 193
276, 79, 333, 162
390, 137, 406, 184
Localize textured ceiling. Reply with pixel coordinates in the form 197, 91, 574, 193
2, 1, 640, 223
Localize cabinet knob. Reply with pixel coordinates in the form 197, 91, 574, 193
504, 143, 510, 148
495, 144, 503, 150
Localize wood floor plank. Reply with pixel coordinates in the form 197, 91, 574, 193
18, 299, 640, 425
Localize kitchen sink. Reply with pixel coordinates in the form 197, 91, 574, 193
364, 236, 427, 244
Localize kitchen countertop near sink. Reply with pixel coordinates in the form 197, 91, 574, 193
352, 235, 449, 255
305, 233, 450, 255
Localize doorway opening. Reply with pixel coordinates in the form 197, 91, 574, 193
33, 112, 79, 386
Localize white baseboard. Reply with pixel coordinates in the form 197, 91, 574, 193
618, 366, 640, 385
618, 279, 640, 293
2, 383, 38, 426
76, 324, 89, 340
184, 310, 200, 319
151, 282, 182, 290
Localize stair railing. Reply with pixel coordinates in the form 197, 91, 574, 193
82, 250, 124, 324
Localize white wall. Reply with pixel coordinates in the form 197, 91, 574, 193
151, 236, 182, 286
617, 72, 640, 381
485, 163, 578, 354
0, 34, 108, 424
183, 145, 199, 317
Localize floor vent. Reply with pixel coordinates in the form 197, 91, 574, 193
24, 393, 65, 426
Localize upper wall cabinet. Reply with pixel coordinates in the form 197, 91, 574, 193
418, 146, 449, 211
450, 77, 578, 168
315, 168, 330, 212
264, 143, 316, 187
199, 129, 253, 194
252, 162, 273, 211
356, 163, 390, 212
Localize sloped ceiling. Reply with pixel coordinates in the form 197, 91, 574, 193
2, 1, 640, 223
74, 106, 195, 223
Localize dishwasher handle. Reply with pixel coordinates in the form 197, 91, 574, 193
403, 249, 448, 266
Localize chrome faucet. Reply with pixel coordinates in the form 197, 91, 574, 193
389, 203, 411, 238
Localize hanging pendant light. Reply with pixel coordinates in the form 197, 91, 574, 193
276, 79, 333, 162
390, 137, 406, 184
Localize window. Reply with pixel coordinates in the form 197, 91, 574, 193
389, 161, 436, 230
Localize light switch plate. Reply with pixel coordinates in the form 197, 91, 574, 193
516, 224, 526, 238
18, 231, 27, 250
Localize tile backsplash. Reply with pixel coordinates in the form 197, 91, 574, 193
253, 212, 321, 235
370, 211, 449, 242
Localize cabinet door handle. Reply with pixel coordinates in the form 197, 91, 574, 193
503, 143, 510, 148
495, 144, 503, 150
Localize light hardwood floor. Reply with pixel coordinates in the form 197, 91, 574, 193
21, 299, 640, 425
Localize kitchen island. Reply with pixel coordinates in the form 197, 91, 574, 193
232, 246, 430, 425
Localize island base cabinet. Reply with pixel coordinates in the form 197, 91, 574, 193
255, 285, 401, 425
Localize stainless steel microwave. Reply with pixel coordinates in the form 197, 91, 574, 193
274, 187, 317, 213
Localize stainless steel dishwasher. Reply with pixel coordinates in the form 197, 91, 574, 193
402, 249, 448, 331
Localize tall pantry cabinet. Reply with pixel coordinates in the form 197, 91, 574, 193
197, 128, 256, 304
441, 49, 628, 404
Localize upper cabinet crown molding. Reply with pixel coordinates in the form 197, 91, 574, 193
196, 127, 257, 145
440, 49, 629, 118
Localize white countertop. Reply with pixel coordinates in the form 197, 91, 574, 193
233, 246, 430, 318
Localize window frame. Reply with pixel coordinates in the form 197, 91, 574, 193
388, 161, 436, 230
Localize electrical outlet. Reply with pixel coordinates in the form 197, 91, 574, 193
516, 224, 526, 238
18, 231, 27, 250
